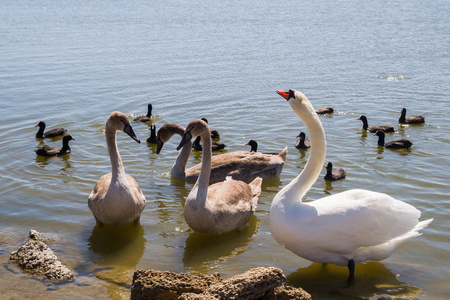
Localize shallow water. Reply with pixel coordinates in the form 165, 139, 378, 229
0, 0, 449, 299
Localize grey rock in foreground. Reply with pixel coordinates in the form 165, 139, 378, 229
131, 267, 311, 300
9, 229, 74, 282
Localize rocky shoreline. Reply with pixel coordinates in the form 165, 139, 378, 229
8, 230, 311, 299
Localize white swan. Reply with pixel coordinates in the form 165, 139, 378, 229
270, 89, 433, 278
156, 123, 287, 183
88, 111, 146, 226
177, 119, 263, 234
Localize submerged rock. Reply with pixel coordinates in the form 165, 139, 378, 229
268, 285, 312, 300
131, 267, 311, 300
9, 229, 74, 282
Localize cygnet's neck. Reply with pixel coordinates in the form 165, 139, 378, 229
105, 123, 126, 182
190, 127, 212, 207
198, 130, 212, 188
170, 126, 192, 179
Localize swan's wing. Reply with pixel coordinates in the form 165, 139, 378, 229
188, 151, 284, 182
188, 151, 248, 172
201, 179, 258, 232
211, 151, 251, 166
88, 173, 112, 209
308, 189, 421, 251
241, 151, 286, 176
207, 179, 258, 214
125, 174, 147, 204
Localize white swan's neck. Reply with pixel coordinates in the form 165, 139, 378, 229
278, 99, 326, 203
105, 124, 127, 183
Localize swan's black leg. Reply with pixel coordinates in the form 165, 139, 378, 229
347, 259, 355, 284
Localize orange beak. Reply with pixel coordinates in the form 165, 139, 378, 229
277, 90, 290, 100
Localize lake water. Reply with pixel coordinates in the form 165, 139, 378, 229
0, 0, 449, 298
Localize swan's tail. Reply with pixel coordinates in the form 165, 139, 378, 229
249, 177, 263, 196
396, 218, 434, 241
415, 218, 434, 233
278, 146, 288, 160
354, 218, 434, 263
249, 177, 263, 211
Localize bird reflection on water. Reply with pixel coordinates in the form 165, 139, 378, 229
183, 217, 259, 273
88, 223, 146, 268
286, 262, 421, 299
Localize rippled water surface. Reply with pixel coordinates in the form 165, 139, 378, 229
0, 0, 449, 299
